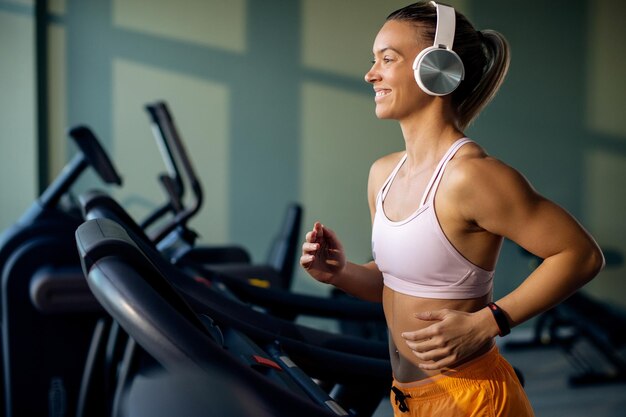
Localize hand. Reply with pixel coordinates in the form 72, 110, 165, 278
300, 222, 346, 284
401, 308, 494, 370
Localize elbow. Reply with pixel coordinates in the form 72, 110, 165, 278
583, 243, 605, 282
594, 246, 606, 275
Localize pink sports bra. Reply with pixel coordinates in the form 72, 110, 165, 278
371, 138, 496, 299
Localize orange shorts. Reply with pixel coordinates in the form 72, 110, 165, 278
390, 346, 534, 417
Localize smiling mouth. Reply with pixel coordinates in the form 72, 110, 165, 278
375, 89, 391, 98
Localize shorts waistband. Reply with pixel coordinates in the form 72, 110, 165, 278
393, 345, 502, 398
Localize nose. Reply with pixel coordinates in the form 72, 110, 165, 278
364, 63, 380, 84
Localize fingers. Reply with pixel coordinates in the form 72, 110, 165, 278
404, 336, 441, 355
302, 223, 322, 257
300, 221, 345, 274
304, 222, 341, 249
299, 253, 314, 269
300, 242, 318, 267
302, 222, 333, 255
401, 309, 480, 371
415, 353, 457, 370
301, 222, 323, 269
402, 318, 449, 369
319, 224, 341, 248
403, 334, 458, 370
311, 221, 323, 242
401, 324, 440, 342
302, 241, 319, 252
301, 235, 316, 268
304, 222, 323, 243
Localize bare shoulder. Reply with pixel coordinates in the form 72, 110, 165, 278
442, 142, 542, 224
368, 151, 405, 191
445, 142, 534, 196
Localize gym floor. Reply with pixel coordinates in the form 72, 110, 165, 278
372, 328, 626, 417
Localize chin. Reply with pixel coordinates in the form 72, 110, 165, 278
375, 108, 393, 120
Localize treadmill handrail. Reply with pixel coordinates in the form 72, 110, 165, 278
145, 101, 203, 243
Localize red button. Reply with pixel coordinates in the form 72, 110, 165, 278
252, 355, 282, 371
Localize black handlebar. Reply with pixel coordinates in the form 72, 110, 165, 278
39, 125, 122, 210
144, 105, 185, 202
144, 101, 204, 243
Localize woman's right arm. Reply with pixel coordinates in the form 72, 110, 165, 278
299, 153, 400, 303
300, 222, 383, 302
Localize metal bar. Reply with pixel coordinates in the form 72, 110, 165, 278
35, 0, 49, 193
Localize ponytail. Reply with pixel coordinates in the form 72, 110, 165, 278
454, 30, 511, 129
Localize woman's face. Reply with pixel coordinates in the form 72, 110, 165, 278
364, 20, 428, 121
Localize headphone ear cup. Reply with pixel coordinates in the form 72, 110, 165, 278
413, 47, 465, 96
413, 46, 437, 95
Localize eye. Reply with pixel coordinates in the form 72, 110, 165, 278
370, 55, 395, 65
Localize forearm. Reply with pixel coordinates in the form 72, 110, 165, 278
329, 260, 384, 303
490, 246, 604, 334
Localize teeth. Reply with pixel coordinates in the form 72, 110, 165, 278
376, 90, 389, 97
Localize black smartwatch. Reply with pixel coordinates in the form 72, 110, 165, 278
487, 302, 511, 337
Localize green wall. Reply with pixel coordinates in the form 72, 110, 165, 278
0, 3, 37, 229
1, 0, 624, 310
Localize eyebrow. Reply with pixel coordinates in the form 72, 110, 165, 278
373, 47, 403, 56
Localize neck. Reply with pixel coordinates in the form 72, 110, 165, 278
398, 102, 464, 168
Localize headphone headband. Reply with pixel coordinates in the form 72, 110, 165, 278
432, 2, 456, 49
412, 1, 465, 96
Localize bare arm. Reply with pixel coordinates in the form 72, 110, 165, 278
403, 156, 604, 369
300, 222, 383, 302
299, 155, 401, 302
465, 158, 604, 328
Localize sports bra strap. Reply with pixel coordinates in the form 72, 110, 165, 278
378, 153, 408, 204
421, 138, 473, 206
377, 138, 472, 208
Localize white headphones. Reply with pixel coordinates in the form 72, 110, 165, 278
412, 1, 465, 96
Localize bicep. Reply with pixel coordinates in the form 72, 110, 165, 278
468, 164, 596, 261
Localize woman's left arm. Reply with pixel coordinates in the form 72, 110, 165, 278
473, 157, 604, 326
403, 157, 605, 370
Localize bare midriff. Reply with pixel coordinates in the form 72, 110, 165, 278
383, 285, 494, 383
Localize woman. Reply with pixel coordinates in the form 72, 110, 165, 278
300, 2, 604, 416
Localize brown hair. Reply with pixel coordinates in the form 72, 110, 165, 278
387, 2, 510, 129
